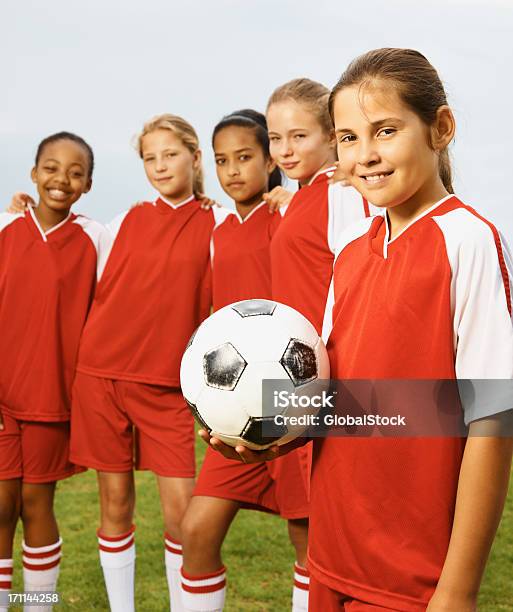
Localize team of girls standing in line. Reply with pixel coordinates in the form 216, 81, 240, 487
206, 48, 513, 612
0, 134, 111, 612
2, 47, 513, 612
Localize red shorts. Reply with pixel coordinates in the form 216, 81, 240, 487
70, 372, 195, 477
309, 578, 399, 611
0, 414, 80, 484
194, 446, 309, 519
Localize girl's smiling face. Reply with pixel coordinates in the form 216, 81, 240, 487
141, 129, 200, 202
267, 100, 335, 185
31, 139, 91, 213
333, 83, 453, 212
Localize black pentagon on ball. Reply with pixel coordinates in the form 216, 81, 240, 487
241, 416, 288, 447
203, 343, 247, 390
231, 299, 277, 318
185, 399, 211, 433
280, 339, 317, 386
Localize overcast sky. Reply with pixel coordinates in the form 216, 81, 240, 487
1, 0, 512, 243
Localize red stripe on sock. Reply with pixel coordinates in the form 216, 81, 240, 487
23, 557, 61, 572
0, 581, 12, 589
0, 567, 12, 575
98, 537, 134, 554
181, 579, 226, 594
165, 543, 182, 555
97, 525, 135, 542
23, 545, 61, 559
181, 565, 226, 581
294, 579, 310, 591
164, 532, 181, 545
294, 564, 310, 578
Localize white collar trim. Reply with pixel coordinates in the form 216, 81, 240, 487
233, 201, 267, 224
383, 193, 454, 258
157, 194, 195, 209
29, 206, 72, 243
307, 165, 337, 186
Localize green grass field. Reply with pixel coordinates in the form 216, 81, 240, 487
10, 437, 513, 611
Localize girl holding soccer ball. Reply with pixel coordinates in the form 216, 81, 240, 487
204, 49, 513, 611
179, 109, 315, 612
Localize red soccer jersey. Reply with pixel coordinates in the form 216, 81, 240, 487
270, 167, 370, 333
0, 208, 111, 422
309, 195, 513, 610
211, 202, 280, 311
77, 196, 227, 387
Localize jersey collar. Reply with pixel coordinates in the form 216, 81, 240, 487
27, 206, 73, 243
382, 193, 455, 258
156, 194, 195, 209
307, 165, 337, 187
233, 201, 267, 224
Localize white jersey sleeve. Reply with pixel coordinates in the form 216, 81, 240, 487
327, 183, 374, 254
212, 205, 233, 229
210, 206, 235, 268
0, 212, 23, 233
433, 208, 513, 423
106, 210, 131, 240
72, 216, 114, 281
321, 215, 376, 342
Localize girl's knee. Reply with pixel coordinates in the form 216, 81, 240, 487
101, 485, 135, 526
0, 484, 21, 527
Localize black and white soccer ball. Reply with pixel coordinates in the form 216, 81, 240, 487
180, 299, 330, 450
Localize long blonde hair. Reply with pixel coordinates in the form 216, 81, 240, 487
136, 113, 204, 197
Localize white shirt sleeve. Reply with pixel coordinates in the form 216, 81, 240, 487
0, 213, 23, 233
106, 210, 130, 240
327, 183, 373, 254
72, 217, 114, 281
321, 216, 375, 343
433, 209, 513, 423
212, 205, 233, 229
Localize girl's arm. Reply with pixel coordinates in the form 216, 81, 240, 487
427, 432, 513, 611
428, 216, 513, 610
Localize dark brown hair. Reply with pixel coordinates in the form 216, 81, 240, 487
328, 48, 454, 193
212, 109, 282, 190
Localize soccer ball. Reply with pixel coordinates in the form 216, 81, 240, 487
180, 299, 330, 450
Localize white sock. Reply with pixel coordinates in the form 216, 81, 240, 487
0, 559, 13, 612
292, 563, 309, 611
98, 526, 136, 612
22, 538, 62, 612
181, 566, 226, 612
164, 533, 185, 612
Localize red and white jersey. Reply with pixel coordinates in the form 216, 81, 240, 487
77, 196, 229, 387
270, 167, 371, 333
310, 195, 513, 609
0, 208, 111, 422
211, 202, 280, 311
